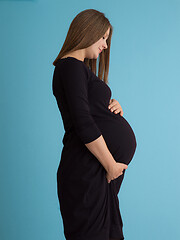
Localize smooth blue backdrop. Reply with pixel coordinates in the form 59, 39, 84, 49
0, 0, 180, 239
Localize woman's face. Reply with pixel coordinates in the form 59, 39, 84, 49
86, 27, 110, 59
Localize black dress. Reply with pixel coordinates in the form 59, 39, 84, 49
52, 57, 137, 240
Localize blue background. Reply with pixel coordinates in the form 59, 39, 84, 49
0, 0, 180, 239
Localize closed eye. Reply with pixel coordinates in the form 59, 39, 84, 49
103, 36, 108, 40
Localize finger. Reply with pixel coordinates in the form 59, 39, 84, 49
110, 107, 119, 113
108, 99, 117, 107
109, 98, 114, 105
120, 111, 123, 116
106, 174, 111, 183
113, 107, 123, 114
108, 100, 117, 107
108, 102, 119, 110
109, 100, 123, 113
114, 110, 120, 114
107, 179, 111, 183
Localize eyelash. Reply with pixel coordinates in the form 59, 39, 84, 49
103, 36, 108, 40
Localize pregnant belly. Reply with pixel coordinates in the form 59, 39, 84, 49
94, 115, 137, 165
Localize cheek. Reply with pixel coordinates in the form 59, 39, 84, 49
93, 45, 99, 51
91, 43, 98, 49
95, 39, 102, 46
98, 39, 103, 45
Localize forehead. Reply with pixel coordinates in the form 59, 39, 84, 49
104, 27, 110, 37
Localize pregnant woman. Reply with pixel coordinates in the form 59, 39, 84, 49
52, 9, 137, 240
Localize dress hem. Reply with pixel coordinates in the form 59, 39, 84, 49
65, 227, 109, 240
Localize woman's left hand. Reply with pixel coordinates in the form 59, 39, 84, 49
108, 98, 123, 116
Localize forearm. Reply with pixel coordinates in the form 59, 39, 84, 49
85, 135, 116, 172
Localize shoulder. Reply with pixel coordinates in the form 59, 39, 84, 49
55, 57, 90, 78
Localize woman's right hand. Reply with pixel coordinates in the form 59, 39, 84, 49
106, 162, 128, 183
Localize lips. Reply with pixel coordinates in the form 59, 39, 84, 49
99, 48, 102, 53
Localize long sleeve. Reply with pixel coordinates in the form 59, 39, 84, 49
58, 59, 102, 144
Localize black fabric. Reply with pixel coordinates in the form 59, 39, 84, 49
52, 57, 137, 240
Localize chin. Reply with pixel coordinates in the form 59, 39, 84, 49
96, 53, 99, 58
90, 52, 99, 59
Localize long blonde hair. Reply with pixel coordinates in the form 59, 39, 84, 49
53, 9, 113, 84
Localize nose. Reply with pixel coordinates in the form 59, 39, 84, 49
102, 41, 108, 50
